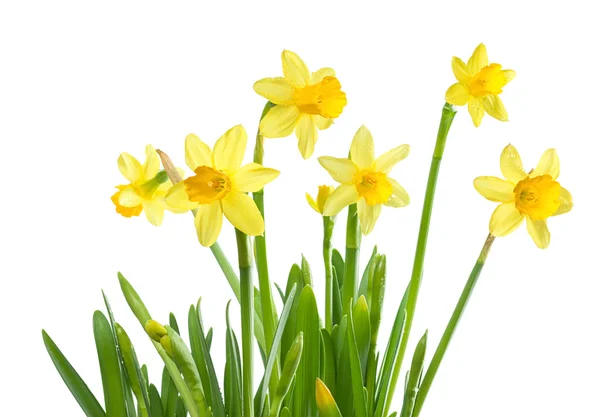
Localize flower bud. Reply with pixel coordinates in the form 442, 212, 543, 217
306, 185, 335, 214
144, 319, 167, 342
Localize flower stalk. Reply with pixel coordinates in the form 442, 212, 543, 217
385, 102, 456, 415
323, 215, 335, 331
342, 203, 361, 315
412, 233, 495, 417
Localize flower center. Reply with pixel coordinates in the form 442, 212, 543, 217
111, 185, 143, 218
468, 64, 507, 97
184, 166, 231, 204
513, 174, 561, 220
353, 169, 392, 205
295, 76, 347, 118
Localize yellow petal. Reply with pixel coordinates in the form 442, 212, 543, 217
322, 184, 360, 216
526, 217, 550, 249
311, 67, 335, 84
467, 43, 488, 75
500, 144, 526, 183
358, 199, 382, 235
445, 83, 471, 106
482, 95, 508, 122
503, 69, 516, 83
185, 133, 213, 171
222, 191, 264, 236
552, 187, 573, 216
143, 199, 165, 226
375, 144, 410, 174
213, 125, 247, 172
231, 163, 280, 192
306, 193, 319, 213
473, 176, 515, 202
194, 201, 223, 247
296, 114, 318, 159
489, 202, 524, 236
351, 125, 375, 169
118, 187, 143, 207
318, 156, 358, 183
142, 145, 160, 181
468, 97, 484, 127
253, 77, 295, 105
259, 105, 300, 138
532, 148, 560, 179
281, 50, 310, 87
118, 152, 142, 183
314, 115, 334, 130
451, 57, 470, 84
384, 178, 410, 208
165, 182, 199, 211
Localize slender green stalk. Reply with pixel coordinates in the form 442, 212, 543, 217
253, 101, 279, 394
236, 229, 255, 417
412, 234, 495, 417
323, 215, 335, 332
342, 203, 361, 315
210, 243, 241, 301
384, 103, 456, 416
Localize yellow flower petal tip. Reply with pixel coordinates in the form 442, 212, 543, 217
254, 50, 347, 158
319, 126, 410, 234
475, 144, 572, 249
175, 125, 279, 246
446, 43, 514, 127
307, 185, 335, 214
113, 145, 181, 226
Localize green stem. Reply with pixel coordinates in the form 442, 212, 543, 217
236, 229, 255, 417
323, 215, 335, 332
253, 101, 279, 395
384, 103, 456, 416
412, 234, 495, 417
342, 203, 361, 315
210, 243, 241, 301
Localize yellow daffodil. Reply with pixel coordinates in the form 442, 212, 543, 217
166, 125, 280, 247
474, 144, 573, 249
318, 126, 410, 235
306, 185, 335, 215
254, 50, 347, 159
112, 144, 179, 226
446, 43, 515, 127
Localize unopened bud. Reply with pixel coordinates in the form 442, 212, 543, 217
144, 320, 167, 342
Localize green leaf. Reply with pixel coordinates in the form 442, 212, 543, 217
93, 310, 128, 417
161, 367, 178, 417
224, 302, 242, 417
279, 407, 291, 417
315, 379, 342, 417
115, 323, 150, 417
400, 331, 427, 417
274, 282, 286, 304
149, 384, 164, 417
369, 255, 386, 347
301, 255, 313, 287
358, 247, 379, 302
118, 272, 151, 326
332, 271, 343, 327
169, 313, 180, 334
271, 332, 303, 417
332, 249, 345, 288
281, 264, 303, 365
188, 304, 212, 410
319, 329, 336, 397
292, 286, 320, 417
365, 351, 378, 416
42, 330, 106, 417
352, 296, 371, 378
175, 398, 186, 417
206, 328, 213, 350
347, 306, 368, 417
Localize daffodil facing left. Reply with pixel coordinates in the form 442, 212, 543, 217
318, 126, 410, 235
254, 50, 347, 159
112, 144, 180, 226
446, 43, 515, 127
474, 144, 573, 248
166, 125, 280, 247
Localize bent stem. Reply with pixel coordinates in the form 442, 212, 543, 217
253, 101, 279, 394
323, 215, 335, 331
384, 103, 456, 415
342, 203, 361, 315
412, 233, 495, 417
236, 229, 255, 417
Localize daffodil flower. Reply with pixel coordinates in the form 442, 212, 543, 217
318, 126, 410, 235
474, 144, 573, 249
306, 185, 335, 215
446, 43, 515, 127
166, 125, 280, 247
253, 50, 347, 159
112, 144, 179, 226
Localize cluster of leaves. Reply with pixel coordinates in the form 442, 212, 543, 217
44, 245, 433, 417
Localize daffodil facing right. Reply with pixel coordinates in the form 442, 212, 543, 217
318, 126, 410, 235
165, 125, 280, 247
446, 43, 515, 127
254, 50, 347, 159
474, 144, 573, 249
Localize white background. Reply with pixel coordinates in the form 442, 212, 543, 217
1, 1, 599, 416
